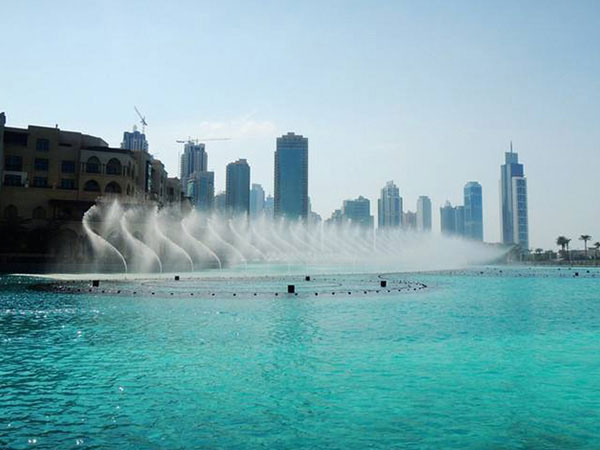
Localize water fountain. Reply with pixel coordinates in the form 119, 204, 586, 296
81, 200, 503, 274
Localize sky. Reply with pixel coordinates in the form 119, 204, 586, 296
1, 0, 599, 249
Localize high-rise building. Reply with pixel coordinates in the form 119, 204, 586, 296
214, 191, 227, 213
121, 126, 149, 152
250, 183, 265, 217
187, 171, 214, 211
274, 132, 308, 220
440, 201, 457, 236
455, 205, 465, 236
377, 180, 402, 228
403, 211, 417, 230
464, 181, 483, 241
416, 196, 432, 231
342, 196, 373, 228
226, 159, 250, 215
500, 144, 529, 250
179, 141, 207, 191
264, 195, 274, 217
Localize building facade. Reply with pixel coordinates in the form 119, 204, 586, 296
464, 181, 483, 241
187, 171, 215, 211
500, 145, 529, 250
121, 127, 149, 152
440, 201, 457, 236
225, 159, 250, 215
342, 196, 373, 228
403, 211, 417, 230
250, 183, 265, 217
377, 180, 402, 228
274, 132, 308, 220
180, 141, 207, 191
416, 196, 432, 232
0, 115, 179, 269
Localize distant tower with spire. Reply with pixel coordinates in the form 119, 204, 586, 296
500, 142, 529, 251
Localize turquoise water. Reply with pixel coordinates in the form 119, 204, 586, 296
1, 267, 599, 449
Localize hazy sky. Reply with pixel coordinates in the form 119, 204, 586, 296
2, 0, 599, 249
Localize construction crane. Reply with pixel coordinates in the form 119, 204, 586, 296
134, 106, 148, 134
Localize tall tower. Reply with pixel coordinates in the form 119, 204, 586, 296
343, 196, 373, 228
440, 201, 457, 235
464, 181, 483, 240
121, 126, 149, 152
187, 171, 214, 211
377, 180, 402, 228
226, 159, 250, 215
250, 183, 265, 217
416, 196, 432, 231
180, 141, 208, 191
500, 143, 529, 250
274, 132, 308, 220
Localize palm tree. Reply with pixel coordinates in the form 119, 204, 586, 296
579, 235, 592, 258
556, 236, 571, 261
594, 242, 600, 260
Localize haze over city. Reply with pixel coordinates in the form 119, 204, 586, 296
2, 0, 599, 249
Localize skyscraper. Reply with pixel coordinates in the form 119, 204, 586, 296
179, 141, 207, 191
440, 201, 457, 236
264, 195, 274, 217
250, 183, 265, 217
402, 211, 417, 230
226, 159, 250, 215
416, 196, 432, 231
121, 126, 149, 152
454, 205, 465, 236
377, 180, 402, 228
274, 132, 308, 220
500, 144, 529, 250
187, 171, 214, 211
342, 196, 373, 228
464, 181, 483, 241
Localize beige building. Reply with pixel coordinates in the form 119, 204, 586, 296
0, 114, 182, 270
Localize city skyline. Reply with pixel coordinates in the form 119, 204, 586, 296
1, 1, 598, 248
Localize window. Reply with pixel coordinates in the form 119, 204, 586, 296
32, 177, 48, 188
60, 179, 76, 190
5, 155, 22, 171
35, 158, 49, 171
86, 156, 100, 174
83, 180, 101, 192
61, 160, 76, 173
106, 158, 122, 175
4, 131, 28, 146
105, 181, 122, 194
4, 174, 22, 186
36, 138, 50, 152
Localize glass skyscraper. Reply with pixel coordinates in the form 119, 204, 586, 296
226, 159, 250, 215
377, 180, 402, 228
274, 132, 308, 220
464, 181, 483, 241
187, 171, 214, 211
179, 141, 207, 191
121, 126, 148, 152
343, 196, 373, 228
500, 145, 529, 250
249, 183, 265, 217
416, 196, 432, 231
